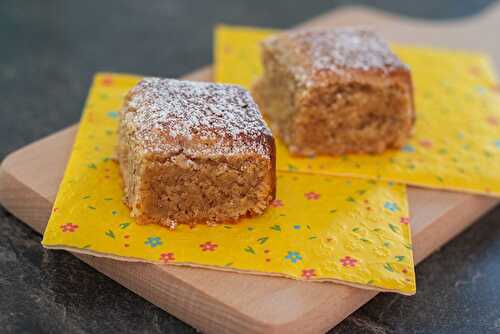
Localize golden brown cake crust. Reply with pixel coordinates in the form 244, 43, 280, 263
118, 78, 276, 228
122, 78, 274, 158
254, 27, 415, 156
262, 28, 409, 87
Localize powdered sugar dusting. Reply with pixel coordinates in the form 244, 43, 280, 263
122, 78, 272, 157
265, 27, 407, 85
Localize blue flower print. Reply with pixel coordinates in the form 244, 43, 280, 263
107, 111, 119, 118
293, 225, 301, 230
495, 140, 500, 148
145, 236, 162, 248
401, 145, 415, 153
285, 251, 302, 264
475, 85, 486, 95
384, 202, 400, 212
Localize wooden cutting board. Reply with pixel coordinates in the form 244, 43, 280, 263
1, 4, 500, 333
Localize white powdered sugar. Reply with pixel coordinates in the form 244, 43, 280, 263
265, 27, 407, 85
123, 78, 272, 157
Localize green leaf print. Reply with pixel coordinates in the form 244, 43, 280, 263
87, 163, 97, 169
119, 222, 130, 229
346, 196, 356, 203
438, 148, 448, 155
244, 246, 256, 254
395, 255, 405, 262
270, 224, 281, 232
257, 237, 269, 244
388, 223, 399, 233
384, 263, 394, 272
352, 227, 360, 232
105, 230, 115, 239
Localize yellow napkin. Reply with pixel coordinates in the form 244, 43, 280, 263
41, 73, 415, 295
215, 25, 500, 197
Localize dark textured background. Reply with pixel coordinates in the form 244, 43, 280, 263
1, 1, 500, 333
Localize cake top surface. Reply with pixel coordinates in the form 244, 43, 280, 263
263, 27, 408, 86
122, 78, 273, 157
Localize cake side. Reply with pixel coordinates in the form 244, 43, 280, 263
252, 44, 302, 149
117, 78, 276, 228
291, 67, 414, 156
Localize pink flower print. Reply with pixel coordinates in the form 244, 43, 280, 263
270, 199, 284, 208
60, 223, 78, 232
469, 66, 482, 77
160, 252, 175, 263
101, 75, 113, 86
487, 116, 499, 126
400, 217, 410, 225
305, 192, 320, 200
200, 241, 218, 252
419, 139, 433, 149
301, 269, 317, 279
340, 256, 358, 267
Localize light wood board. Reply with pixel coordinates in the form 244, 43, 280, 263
1, 4, 500, 333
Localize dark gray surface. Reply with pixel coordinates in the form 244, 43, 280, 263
1, 1, 500, 333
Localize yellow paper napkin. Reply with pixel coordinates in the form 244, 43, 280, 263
41, 73, 415, 295
215, 25, 500, 197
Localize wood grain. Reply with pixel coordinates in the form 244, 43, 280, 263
1, 4, 500, 333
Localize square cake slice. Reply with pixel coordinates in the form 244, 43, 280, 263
117, 78, 276, 228
253, 27, 415, 156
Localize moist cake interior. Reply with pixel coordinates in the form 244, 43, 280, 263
137, 153, 272, 228
293, 82, 412, 155
119, 136, 273, 228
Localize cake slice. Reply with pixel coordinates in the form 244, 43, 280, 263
117, 78, 276, 228
253, 27, 415, 156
